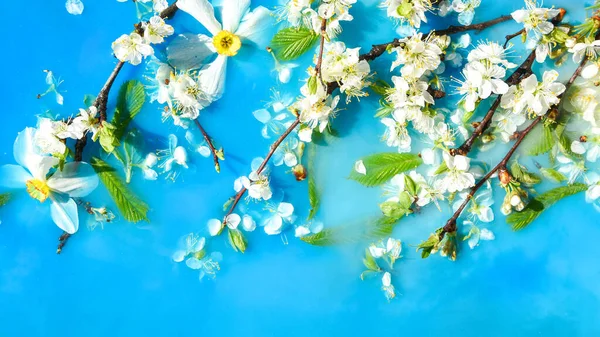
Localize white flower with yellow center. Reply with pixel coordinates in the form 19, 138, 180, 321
142, 15, 175, 44
511, 0, 560, 37
0, 128, 99, 234
112, 32, 154, 66
168, 0, 272, 101
441, 152, 475, 193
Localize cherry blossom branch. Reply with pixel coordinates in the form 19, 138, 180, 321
504, 28, 525, 48
439, 52, 590, 241
452, 10, 565, 156
222, 118, 301, 223
194, 119, 221, 173
73, 3, 179, 162
314, 18, 328, 84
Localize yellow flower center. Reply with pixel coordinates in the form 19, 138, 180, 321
26, 179, 50, 202
213, 30, 241, 56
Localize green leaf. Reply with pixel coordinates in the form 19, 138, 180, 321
301, 216, 402, 246
510, 161, 542, 185
540, 167, 567, 183
117, 129, 145, 183
374, 100, 394, 118
527, 125, 553, 156
270, 27, 319, 61
433, 161, 449, 175
91, 157, 150, 223
0, 193, 11, 208
307, 175, 320, 221
370, 79, 391, 97
349, 153, 422, 187
112, 80, 146, 141
417, 229, 442, 259
507, 183, 587, 231
362, 249, 381, 271
228, 228, 247, 253
97, 121, 120, 154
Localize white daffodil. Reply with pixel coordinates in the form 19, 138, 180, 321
262, 201, 295, 235
381, 117, 412, 153
452, 0, 481, 26
168, 0, 272, 101
511, 0, 560, 37
441, 152, 475, 193
381, 272, 396, 300
234, 157, 272, 201
390, 33, 443, 77
382, 0, 432, 28
142, 15, 174, 44
39, 70, 65, 105
0, 128, 99, 234
112, 32, 154, 65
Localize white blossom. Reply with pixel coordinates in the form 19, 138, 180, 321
142, 15, 174, 44
112, 32, 154, 66
441, 152, 475, 193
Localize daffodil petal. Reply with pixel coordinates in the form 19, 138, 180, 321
13, 128, 59, 180
47, 162, 99, 198
50, 195, 79, 234
199, 54, 228, 101
222, 0, 250, 32
0, 164, 31, 189
167, 33, 215, 70
235, 6, 273, 47
177, 0, 222, 36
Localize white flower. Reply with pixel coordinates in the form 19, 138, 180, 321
112, 32, 154, 65
381, 272, 395, 300
169, 0, 272, 100
172, 232, 222, 280
452, 0, 481, 26
381, 118, 411, 153
557, 154, 585, 184
467, 61, 509, 99
463, 222, 495, 249
253, 93, 295, 139
511, 1, 560, 37
71, 106, 100, 139
294, 221, 324, 237
390, 33, 443, 77
141, 153, 159, 180
234, 157, 272, 201
275, 0, 310, 26
467, 41, 517, 69
304, 7, 352, 39
0, 128, 99, 234
143, 57, 173, 105
156, 134, 189, 181
568, 40, 600, 75
34, 118, 78, 156
321, 42, 371, 101
66, 0, 84, 15
295, 82, 340, 135
39, 70, 65, 105
168, 72, 211, 125
454, 184, 494, 222
142, 15, 174, 44
382, 0, 432, 28
441, 152, 475, 193
571, 132, 600, 163
493, 111, 526, 142
262, 202, 295, 235
502, 70, 565, 116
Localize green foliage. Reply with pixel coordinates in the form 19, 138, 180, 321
527, 125, 554, 156
97, 121, 120, 154
301, 216, 402, 246
0, 193, 11, 208
374, 100, 394, 118
507, 183, 587, 231
270, 27, 319, 61
379, 192, 413, 218
112, 80, 146, 141
510, 161, 542, 186
361, 249, 382, 279
417, 229, 442, 259
308, 175, 320, 220
540, 167, 567, 183
349, 153, 422, 187
228, 228, 247, 253
433, 161, 449, 175
114, 129, 145, 183
370, 79, 391, 97
91, 157, 150, 223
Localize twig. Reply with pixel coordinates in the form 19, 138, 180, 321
57, 232, 71, 254
314, 18, 328, 84
439, 51, 591, 241
194, 119, 221, 173
222, 119, 301, 224
504, 28, 525, 48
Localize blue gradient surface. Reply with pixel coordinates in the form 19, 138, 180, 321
1, 0, 599, 336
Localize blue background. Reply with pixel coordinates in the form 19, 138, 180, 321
1, 0, 599, 336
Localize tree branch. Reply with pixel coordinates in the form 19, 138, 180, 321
194, 119, 221, 173
504, 28, 525, 48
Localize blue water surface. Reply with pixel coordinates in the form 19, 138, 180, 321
1, 0, 600, 336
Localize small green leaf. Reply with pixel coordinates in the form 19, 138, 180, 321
91, 157, 150, 223
433, 161, 449, 175
507, 183, 587, 231
307, 175, 320, 221
540, 168, 567, 183
307, 75, 317, 95
349, 153, 422, 187
301, 216, 402, 246
527, 125, 553, 156
0, 193, 11, 208
97, 121, 120, 154
374, 100, 394, 118
363, 249, 381, 271
510, 161, 542, 185
370, 79, 391, 97
112, 80, 146, 141
228, 228, 247, 253
417, 230, 441, 259
270, 27, 319, 61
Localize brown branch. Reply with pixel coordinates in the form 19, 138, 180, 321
439, 50, 591, 241
222, 119, 301, 224
194, 119, 221, 173
434, 15, 513, 36
504, 28, 525, 48
314, 18, 328, 84
452, 10, 565, 156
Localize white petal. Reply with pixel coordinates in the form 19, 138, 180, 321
167, 34, 215, 70
185, 257, 203, 269
172, 250, 186, 262
207, 218, 222, 236
177, 0, 222, 35
294, 226, 310, 237
382, 272, 392, 286
222, 0, 250, 32
65, 0, 84, 15
277, 202, 294, 217
479, 228, 495, 241
242, 214, 256, 231
478, 207, 494, 223
199, 55, 228, 101
50, 195, 79, 234
453, 155, 470, 171
253, 109, 271, 123
354, 160, 366, 175
225, 213, 241, 229
0, 164, 31, 189
581, 64, 599, 79
263, 215, 283, 235
571, 141, 586, 155
46, 162, 99, 197
235, 6, 272, 47
14, 128, 59, 179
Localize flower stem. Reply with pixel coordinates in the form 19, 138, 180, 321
439, 53, 591, 241
194, 119, 222, 173
314, 18, 328, 85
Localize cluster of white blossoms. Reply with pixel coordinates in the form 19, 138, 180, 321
381, 0, 432, 28
438, 0, 482, 26
34, 107, 99, 157
234, 157, 273, 202
511, 0, 562, 63
456, 42, 516, 112
501, 70, 566, 116
112, 15, 174, 66
277, 0, 355, 37
320, 42, 372, 102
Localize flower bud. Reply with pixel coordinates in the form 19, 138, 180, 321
499, 168, 512, 186
501, 202, 512, 215
510, 193, 522, 207
292, 164, 307, 181
482, 133, 495, 143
